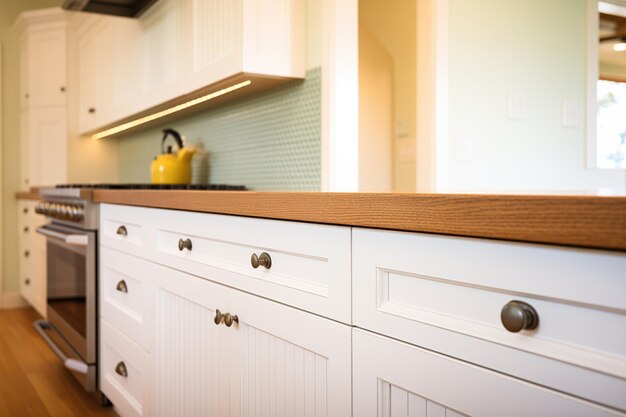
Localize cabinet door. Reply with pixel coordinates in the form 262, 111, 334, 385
151, 260, 352, 417
27, 107, 67, 186
23, 26, 67, 108
353, 329, 622, 417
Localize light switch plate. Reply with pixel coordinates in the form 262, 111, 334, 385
507, 92, 527, 120
562, 99, 581, 128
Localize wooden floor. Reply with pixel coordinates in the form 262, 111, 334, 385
0, 308, 118, 417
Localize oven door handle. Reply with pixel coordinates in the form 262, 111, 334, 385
33, 320, 89, 374
36, 225, 89, 247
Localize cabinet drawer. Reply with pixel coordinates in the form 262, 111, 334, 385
100, 247, 152, 350
353, 329, 622, 417
101, 319, 149, 417
100, 204, 149, 256
353, 228, 626, 410
149, 206, 351, 324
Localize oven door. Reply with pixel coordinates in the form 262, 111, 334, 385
36, 223, 97, 364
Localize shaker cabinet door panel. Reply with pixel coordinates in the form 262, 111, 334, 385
352, 329, 622, 417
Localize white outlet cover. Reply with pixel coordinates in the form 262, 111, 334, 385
507, 92, 528, 120
455, 135, 474, 161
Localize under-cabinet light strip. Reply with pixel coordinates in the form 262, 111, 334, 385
92, 80, 253, 139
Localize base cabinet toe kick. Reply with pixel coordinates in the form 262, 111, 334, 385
99, 203, 626, 416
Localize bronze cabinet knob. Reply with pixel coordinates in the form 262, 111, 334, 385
23, 226, 29, 233
178, 238, 192, 252
214, 309, 224, 325
501, 300, 539, 333
88, 107, 96, 114
251, 252, 272, 269
116, 280, 128, 293
24, 250, 30, 258
116, 225, 128, 236
223, 313, 239, 327
115, 361, 128, 378
24, 278, 30, 286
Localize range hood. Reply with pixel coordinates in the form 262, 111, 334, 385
62, 0, 159, 18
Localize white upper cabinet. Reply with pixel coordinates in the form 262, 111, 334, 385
16, 8, 69, 188
16, 10, 68, 109
77, 0, 305, 136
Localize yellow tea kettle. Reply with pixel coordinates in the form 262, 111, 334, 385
150, 128, 196, 184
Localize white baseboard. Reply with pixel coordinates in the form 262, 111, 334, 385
0, 292, 28, 309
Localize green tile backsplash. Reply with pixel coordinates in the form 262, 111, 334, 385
117, 67, 321, 191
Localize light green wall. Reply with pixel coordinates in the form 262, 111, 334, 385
446, 0, 625, 192
2, 1, 61, 293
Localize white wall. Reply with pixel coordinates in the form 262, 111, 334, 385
442, 0, 625, 192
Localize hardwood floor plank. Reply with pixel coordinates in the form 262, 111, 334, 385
0, 308, 117, 417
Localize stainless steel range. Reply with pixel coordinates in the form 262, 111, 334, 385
34, 187, 99, 392
33, 183, 246, 396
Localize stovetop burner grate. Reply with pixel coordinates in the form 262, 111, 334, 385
55, 183, 247, 191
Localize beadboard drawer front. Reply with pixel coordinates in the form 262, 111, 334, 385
101, 319, 150, 417
100, 247, 153, 351
353, 228, 626, 410
100, 204, 150, 256
353, 329, 622, 417
150, 207, 351, 324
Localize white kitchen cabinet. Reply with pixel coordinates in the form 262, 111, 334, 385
352, 228, 626, 412
99, 208, 352, 417
77, 0, 305, 136
16, 8, 69, 188
151, 254, 352, 417
22, 107, 68, 187
16, 9, 67, 109
352, 329, 621, 417
17, 200, 47, 317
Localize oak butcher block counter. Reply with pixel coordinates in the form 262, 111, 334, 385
93, 190, 626, 251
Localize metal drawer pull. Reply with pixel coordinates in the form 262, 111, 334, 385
116, 280, 128, 293
501, 300, 539, 333
214, 309, 239, 327
115, 361, 128, 378
178, 238, 192, 251
24, 278, 30, 286
116, 225, 128, 236
24, 250, 30, 258
24, 226, 29, 233
251, 252, 271, 269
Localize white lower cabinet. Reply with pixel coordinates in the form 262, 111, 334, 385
18, 199, 47, 317
100, 247, 352, 417
353, 329, 620, 417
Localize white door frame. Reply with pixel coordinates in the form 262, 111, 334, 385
320, 0, 359, 192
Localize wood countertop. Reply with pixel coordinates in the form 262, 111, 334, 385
15, 188, 42, 200
94, 190, 626, 252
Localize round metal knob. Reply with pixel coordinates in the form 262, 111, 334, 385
214, 309, 224, 325
115, 362, 128, 378
178, 238, 192, 251
23, 226, 29, 233
60, 86, 66, 92
116, 225, 128, 236
23, 207, 29, 214
24, 278, 30, 286
251, 252, 272, 269
24, 250, 30, 258
88, 107, 96, 114
223, 313, 239, 328
501, 300, 539, 333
